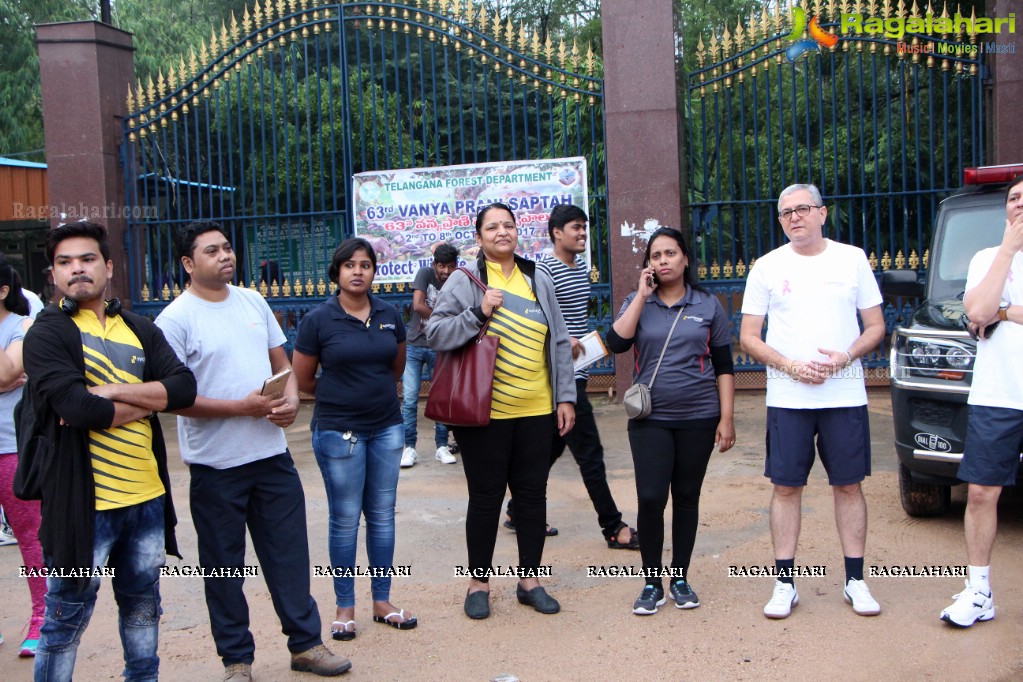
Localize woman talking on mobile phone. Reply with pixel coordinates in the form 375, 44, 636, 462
607, 227, 735, 616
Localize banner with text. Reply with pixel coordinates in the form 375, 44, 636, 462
352, 157, 589, 284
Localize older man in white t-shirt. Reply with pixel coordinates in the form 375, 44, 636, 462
740, 183, 886, 620
939, 174, 1023, 628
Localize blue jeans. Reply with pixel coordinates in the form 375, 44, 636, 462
312, 423, 403, 606
402, 344, 449, 448
35, 496, 166, 682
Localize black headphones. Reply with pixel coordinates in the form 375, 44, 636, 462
59, 297, 122, 317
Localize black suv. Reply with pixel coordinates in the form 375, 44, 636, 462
883, 165, 1022, 516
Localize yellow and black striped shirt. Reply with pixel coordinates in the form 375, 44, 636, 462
484, 262, 552, 419
72, 310, 163, 510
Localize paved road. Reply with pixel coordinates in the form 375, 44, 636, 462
2, 388, 1023, 681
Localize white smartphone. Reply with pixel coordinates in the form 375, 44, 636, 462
260, 368, 292, 396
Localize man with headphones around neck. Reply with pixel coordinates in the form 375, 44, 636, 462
21, 220, 197, 681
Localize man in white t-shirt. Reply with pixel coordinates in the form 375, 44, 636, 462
740, 183, 886, 620
939, 174, 1023, 628
156, 221, 351, 679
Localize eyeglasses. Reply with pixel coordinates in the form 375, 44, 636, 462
778, 204, 822, 221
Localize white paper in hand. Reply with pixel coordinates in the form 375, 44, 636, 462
573, 331, 609, 372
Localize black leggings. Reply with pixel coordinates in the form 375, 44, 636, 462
628, 421, 716, 585
453, 413, 555, 582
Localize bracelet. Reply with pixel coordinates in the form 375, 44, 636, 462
844, 350, 853, 366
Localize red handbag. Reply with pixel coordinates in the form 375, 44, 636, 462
425, 268, 499, 427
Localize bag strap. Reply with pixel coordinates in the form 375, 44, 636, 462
647, 303, 686, 389
458, 267, 492, 341
459, 266, 487, 293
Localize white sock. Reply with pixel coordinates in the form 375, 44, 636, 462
968, 565, 990, 594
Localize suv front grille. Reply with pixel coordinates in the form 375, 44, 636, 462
910, 398, 955, 428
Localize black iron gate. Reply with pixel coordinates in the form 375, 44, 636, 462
121, 0, 610, 371
683, 0, 986, 374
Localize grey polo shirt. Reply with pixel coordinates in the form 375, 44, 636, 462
615, 288, 733, 421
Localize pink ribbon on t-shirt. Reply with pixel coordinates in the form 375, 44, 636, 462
781, 279, 791, 295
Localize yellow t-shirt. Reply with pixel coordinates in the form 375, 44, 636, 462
484, 262, 552, 419
72, 310, 163, 510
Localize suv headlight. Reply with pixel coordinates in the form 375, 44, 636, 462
893, 332, 976, 381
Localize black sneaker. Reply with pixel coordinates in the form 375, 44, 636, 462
670, 579, 700, 609
632, 584, 666, 615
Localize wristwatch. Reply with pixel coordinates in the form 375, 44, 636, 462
998, 302, 1010, 321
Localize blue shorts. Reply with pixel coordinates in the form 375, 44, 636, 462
958, 405, 1023, 487
765, 406, 871, 487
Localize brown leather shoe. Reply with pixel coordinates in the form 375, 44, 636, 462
290, 644, 352, 676
223, 662, 252, 681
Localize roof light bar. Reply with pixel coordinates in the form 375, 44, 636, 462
963, 165, 1023, 185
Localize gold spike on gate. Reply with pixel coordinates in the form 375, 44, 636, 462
179, 58, 191, 114
168, 65, 179, 121
188, 48, 200, 94
491, 11, 501, 44
734, 20, 744, 83
721, 27, 732, 88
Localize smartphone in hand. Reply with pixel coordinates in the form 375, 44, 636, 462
260, 368, 292, 396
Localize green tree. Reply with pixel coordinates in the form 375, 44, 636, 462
0, 0, 94, 158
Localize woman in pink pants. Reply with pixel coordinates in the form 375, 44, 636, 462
0, 257, 44, 657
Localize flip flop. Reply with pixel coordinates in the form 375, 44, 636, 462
331, 620, 356, 641
373, 609, 418, 630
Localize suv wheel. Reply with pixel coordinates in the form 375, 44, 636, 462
898, 463, 952, 517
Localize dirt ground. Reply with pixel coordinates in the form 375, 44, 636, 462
3, 387, 1023, 681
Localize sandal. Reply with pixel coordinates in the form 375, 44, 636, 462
331, 620, 356, 641
373, 608, 418, 630
606, 522, 640, 550
503, 517, 559, 536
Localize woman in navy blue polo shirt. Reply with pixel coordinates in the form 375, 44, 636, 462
293, 237, 417, 641
608, 227, 736, 616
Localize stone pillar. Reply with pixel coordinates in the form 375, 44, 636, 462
990, 0, 1023, 163
601, 1, 684, 397
37, 21, 134, 304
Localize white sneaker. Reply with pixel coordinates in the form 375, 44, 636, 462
400, 447, 417, 468
0, 526, 16, 547
940, 581, 994, 627
435, 446, 456, 464
764, 580, 799, 619
843, 579, 881, 616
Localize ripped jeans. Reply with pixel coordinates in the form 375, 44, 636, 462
34, 495, 166, 682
